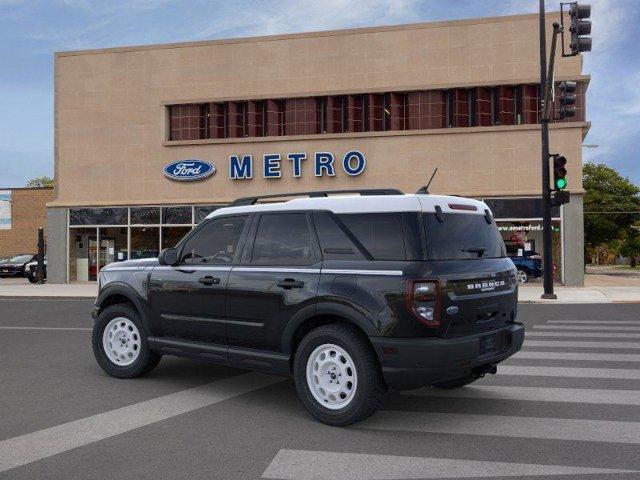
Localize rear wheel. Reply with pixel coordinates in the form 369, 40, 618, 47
27, 274, 37, 283
516, 269, 528, 284
432, 375, 478, 390
293, 324, 387, 426
92, 303, 161, 378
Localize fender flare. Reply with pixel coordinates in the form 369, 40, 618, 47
280, 301, 377, 355
95, 282, 150, 329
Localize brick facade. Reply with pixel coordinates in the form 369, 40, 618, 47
0, 188, 54, 257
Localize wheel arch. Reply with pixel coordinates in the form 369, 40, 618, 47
96, 283, 149, 329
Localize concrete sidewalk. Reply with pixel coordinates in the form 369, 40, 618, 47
518, 285, 640, 303
0, 281, 97, 298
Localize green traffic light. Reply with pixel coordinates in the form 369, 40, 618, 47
555, 178, 567, 190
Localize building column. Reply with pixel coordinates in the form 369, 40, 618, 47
562, 193, 585, 287
46, 207, 67, 283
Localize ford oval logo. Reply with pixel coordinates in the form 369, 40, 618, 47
164, 160, 215, 181
446, 306, 459, 315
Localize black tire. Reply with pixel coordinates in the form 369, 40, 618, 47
92, 303, 161, 379
432, 375, 478, 390
27, 274, 37, 284
293, 324, 387, 427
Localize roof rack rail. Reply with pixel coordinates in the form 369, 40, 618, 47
228, 189, 404, 207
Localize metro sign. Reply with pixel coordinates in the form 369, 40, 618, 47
229, 150, 366, 179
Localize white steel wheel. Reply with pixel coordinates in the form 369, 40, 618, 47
516, 270, 528, 284
102, 317, 142, 366
306, 343, 358, 410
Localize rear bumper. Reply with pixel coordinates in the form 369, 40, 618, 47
370, 323, 525, 390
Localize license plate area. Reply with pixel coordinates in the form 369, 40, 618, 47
479, 332, 502, 357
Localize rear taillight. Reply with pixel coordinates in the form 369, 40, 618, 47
406, 280, 440, 327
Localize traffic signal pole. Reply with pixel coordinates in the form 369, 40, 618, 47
539, 0, 557, 299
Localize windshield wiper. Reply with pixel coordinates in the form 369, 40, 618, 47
462, 247, 486, 258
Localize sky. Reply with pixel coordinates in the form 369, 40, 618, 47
0, 0, 638, 187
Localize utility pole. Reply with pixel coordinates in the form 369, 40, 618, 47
539, 0, 556, 299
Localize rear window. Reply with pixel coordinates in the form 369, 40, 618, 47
251, 213, 315, 266
337, 213, 406, 260
423, 213, 506, 260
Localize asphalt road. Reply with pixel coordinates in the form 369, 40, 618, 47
1, 300, 639, 479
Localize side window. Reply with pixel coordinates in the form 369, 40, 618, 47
337, 213, 407, 261
251, 213, 315, 266
313, 211, 366, 261
180, 216, 247, 264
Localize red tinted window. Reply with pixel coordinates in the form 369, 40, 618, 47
521, 84, 539, 124
387, 92, 407, 130
266, 99, 285, 136
208, 102, 226, 139
227, 101, 246, 138
247, 100, 265, 137
406, 91, 446, 130
452, 89, 470, 127
169, 104, 205, 141
326, 95, 347, 133
497, 86, 516, 126
284, 98, 318, 135
476, 87, 492, 126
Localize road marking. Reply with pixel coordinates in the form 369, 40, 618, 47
525, 340, 640, 349
360, 411, 640, 444
527, 331, 640, 339
406, 385, 640, 405
534, 325, 640, 331
0, 326, 91, 331
498, 365, 640, 379
515, 351, 640, 361
547, 320, 640, 325
261, 449, 636, 479
0, 372, 282, 473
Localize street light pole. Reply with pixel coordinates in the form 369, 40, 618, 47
539, 0, 557, 299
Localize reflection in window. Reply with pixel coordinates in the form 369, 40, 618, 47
162, 206, 192, 225
130, 207, 160, 225
130, 227, 159, 260
251, 214, 314, 266
180, 216, 247, 264
69, 208, 127, 226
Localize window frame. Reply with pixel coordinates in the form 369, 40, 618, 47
241, 211, 321, 267
175, 213, 250, 266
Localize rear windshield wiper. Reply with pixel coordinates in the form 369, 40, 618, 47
462, 247, 486, 258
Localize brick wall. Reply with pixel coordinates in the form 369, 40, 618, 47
0, 188, 54, 258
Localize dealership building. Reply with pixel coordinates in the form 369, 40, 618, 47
47, 12, 589, 285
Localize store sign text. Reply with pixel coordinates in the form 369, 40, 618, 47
164, 159, 216, 181
229, 150, 366, 179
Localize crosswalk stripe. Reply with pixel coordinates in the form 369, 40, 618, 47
498, 365, 640, 379
527, 331, 640, 339
547, 320, 640, 325
405, 385, 640, 405
534, 325, 640, 331
525, 340, 640, 349
515, 351, 640, 361
261, 449, 636, 479
0, 372, 282, 473
360, 410, 640, 444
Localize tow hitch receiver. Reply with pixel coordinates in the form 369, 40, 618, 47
474, 364, 497, 379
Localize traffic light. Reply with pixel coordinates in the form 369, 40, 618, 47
551, 190, 570, 207
558, 81, 577, 119
569, 3, 592, 55
551, 154, 568, 190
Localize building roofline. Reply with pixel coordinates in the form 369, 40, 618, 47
55, 12, 546, 58
0, 186, 54, 191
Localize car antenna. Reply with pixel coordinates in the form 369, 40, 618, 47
416, 168, 438, 194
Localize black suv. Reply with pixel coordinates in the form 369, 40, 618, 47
92, 190, 524, 426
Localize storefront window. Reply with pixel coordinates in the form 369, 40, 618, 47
69, 208, 127, 226
130, 227, 160, 260
98, 227, 129, 270
162, 206, 192, 224
162, 226, 192, 249
130, 207, 160, 225
69, 228, 96, 282
194, 205, 220, 223
483, 198, 559, 219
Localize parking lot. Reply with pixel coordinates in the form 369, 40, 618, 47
1, 300, 639, 479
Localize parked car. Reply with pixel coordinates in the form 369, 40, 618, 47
25, 257, 47, 283
0, 254, 36, 278
91, 189, 524, 426
509, 253, 543, 284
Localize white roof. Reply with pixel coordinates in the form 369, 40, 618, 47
207, 194, 490, 219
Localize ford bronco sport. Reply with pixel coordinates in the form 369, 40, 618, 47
91, 189, 524, 426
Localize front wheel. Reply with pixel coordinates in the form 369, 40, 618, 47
27, 274, 37, 284
92, 303, 161, 378
293, 324, 387, 427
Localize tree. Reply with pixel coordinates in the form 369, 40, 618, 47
583, 163, 640, 249
26, 176, 54, 188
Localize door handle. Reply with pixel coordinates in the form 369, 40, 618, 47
276, 278, 304, 289
198, 275, 221, 286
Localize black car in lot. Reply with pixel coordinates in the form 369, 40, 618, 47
0, 254, 36, 278
91, 190, 524, 426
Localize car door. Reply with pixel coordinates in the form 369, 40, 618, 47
148, 214, 250, 346
226, 211, 321, 355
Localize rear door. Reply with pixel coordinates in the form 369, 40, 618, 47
226, 212, 321, 353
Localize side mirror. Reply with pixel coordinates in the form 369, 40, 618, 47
158, 247, 178, 266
